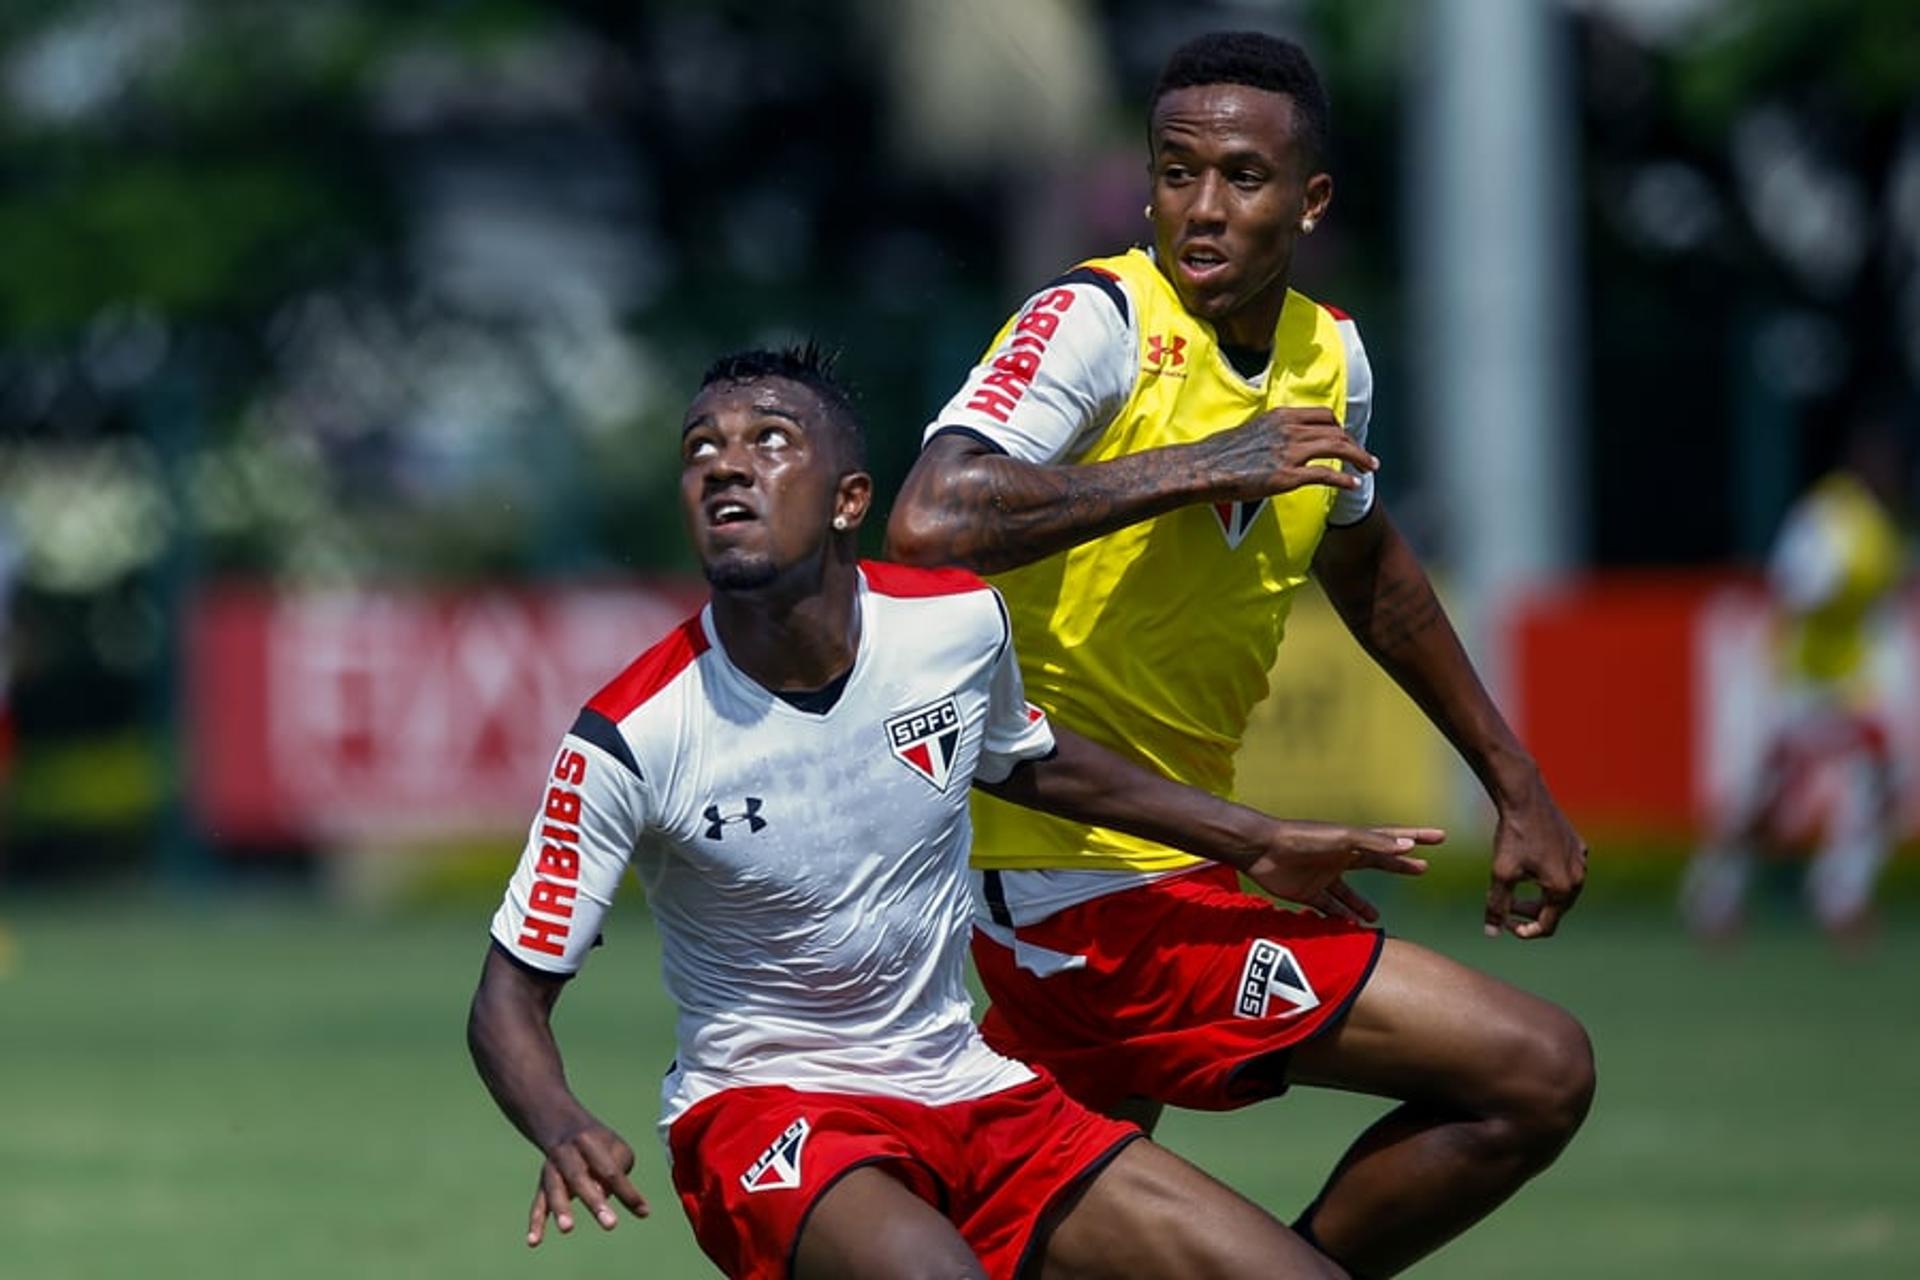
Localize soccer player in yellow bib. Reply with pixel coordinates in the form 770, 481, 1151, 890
888, 31, 1593, 1279
1684, 422, 1908, 942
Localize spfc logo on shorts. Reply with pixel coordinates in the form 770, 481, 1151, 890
740, 1116, 811, 1194
886, 697, 962, 792
1234, 939, 1321, 1020
1211, 498, 1268, 549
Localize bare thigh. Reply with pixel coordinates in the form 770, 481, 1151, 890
1030, 1139, 1341, 1280
1285, 937, 1592, 1113
794, 1164, 985, 1280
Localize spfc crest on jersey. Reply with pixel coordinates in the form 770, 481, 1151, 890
740, 1116, 810, 1193
886, 697, 962, 792
1233, 939, 1320, 1019
1211, 498, 1268, 550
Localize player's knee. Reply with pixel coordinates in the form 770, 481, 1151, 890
1497, 1004, 1595, 1158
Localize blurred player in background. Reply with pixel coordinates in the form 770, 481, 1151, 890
888, 31, 1593, 1278
1684, 416, 1910, 942
468, 347, 1441, 1279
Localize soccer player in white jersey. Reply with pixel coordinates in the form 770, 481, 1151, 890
468, 346, 1441, 1279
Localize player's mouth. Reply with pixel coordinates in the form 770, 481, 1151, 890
1175, 243, 1232, 288
705, 496, 758, 528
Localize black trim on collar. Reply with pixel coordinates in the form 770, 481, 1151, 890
1218, 342, 1270, 381
774, 666, 854, 715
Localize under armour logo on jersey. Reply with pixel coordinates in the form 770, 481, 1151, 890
1212, 498, 1268, 549
1234, 939, 1321, 1019
886, 697, 962, 792
740, 1116, 811, 1193
1146, 333, 1187, 369
703, 798, 766, 840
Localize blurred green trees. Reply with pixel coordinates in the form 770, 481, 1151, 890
3, 0, 1916, 877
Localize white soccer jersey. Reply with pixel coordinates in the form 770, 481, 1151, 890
924, 264, 1378, 528
489, 562, 1055, 1130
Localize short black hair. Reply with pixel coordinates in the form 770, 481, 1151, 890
1150, 31, 1330, 169
699, 341, 867, 468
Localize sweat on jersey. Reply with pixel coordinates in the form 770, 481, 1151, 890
489, 563, 1056, 1131
925, 247, 1375, 920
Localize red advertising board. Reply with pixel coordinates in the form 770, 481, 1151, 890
187, 575, 1920, 847
1508, 575, 1920, 840
188, 582, 704, 842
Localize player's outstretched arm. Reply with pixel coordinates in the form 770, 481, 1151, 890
976, 724, 1438, 922
467, 947, 649, 1245
1312, 503, 1588, 939
887, 410, 1376, 574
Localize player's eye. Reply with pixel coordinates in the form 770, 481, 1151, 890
1231, 170, 1267, 189
685, 436, 718, 462
1159, 164, 1191, 185
757, 425, 792, 450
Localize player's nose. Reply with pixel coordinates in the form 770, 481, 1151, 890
1186, 171, 1227, 227
700, 435, 754, 487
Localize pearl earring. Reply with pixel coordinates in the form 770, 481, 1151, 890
1144, 204, 1154, 220
1300, 218, 1316, 233
833, 515, 849, 531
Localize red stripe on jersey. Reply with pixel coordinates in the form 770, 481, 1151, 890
1086, 265, 1120, 282
586, 614, 709, 721
1321, 302, 1353, 322
861, 561, 990, 598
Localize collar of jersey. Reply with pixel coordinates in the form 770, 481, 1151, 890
1134, 244, 1277, 389
697, 575, 873, 720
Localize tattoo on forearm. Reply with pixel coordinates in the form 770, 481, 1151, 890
1361, 554, 1447, 655
927, 452, 1198, 574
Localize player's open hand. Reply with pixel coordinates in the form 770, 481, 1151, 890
527, 1120, 649, 1247
1243, 822, 1442, 923
1485, 779, 1587, 939
1199, 406, 1378, 502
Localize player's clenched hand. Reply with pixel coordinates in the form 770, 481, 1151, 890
1196, 406, 1377, 503
527, 1121, 649, 1247
1486, 782, 1587, 940
1242, 822, 1442, 923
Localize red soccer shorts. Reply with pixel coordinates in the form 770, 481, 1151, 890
666, 1075, 1139, 1280
972, 864, 1384, 1113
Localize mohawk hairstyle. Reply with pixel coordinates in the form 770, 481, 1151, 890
1150, 31, 1330, 169
700, 341, 867, 468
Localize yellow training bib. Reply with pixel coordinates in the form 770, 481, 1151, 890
973, 249, 1354, 872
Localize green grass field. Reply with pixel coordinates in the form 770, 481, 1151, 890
2, 883, 1916, 1279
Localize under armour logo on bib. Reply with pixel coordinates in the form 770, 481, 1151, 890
703, 798, 766, 840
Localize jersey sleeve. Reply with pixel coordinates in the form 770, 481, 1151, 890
1327, 313, 1378, 528
974, 591, 1057, 784
488, 710, 648, 976
923, 274, 1138, 465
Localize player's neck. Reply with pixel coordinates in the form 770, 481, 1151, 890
709, 558, 861, 692
1214, 283, 1286, 351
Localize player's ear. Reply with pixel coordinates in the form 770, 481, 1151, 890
1301, 173, 1332, 232
834, 470, 872, 532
